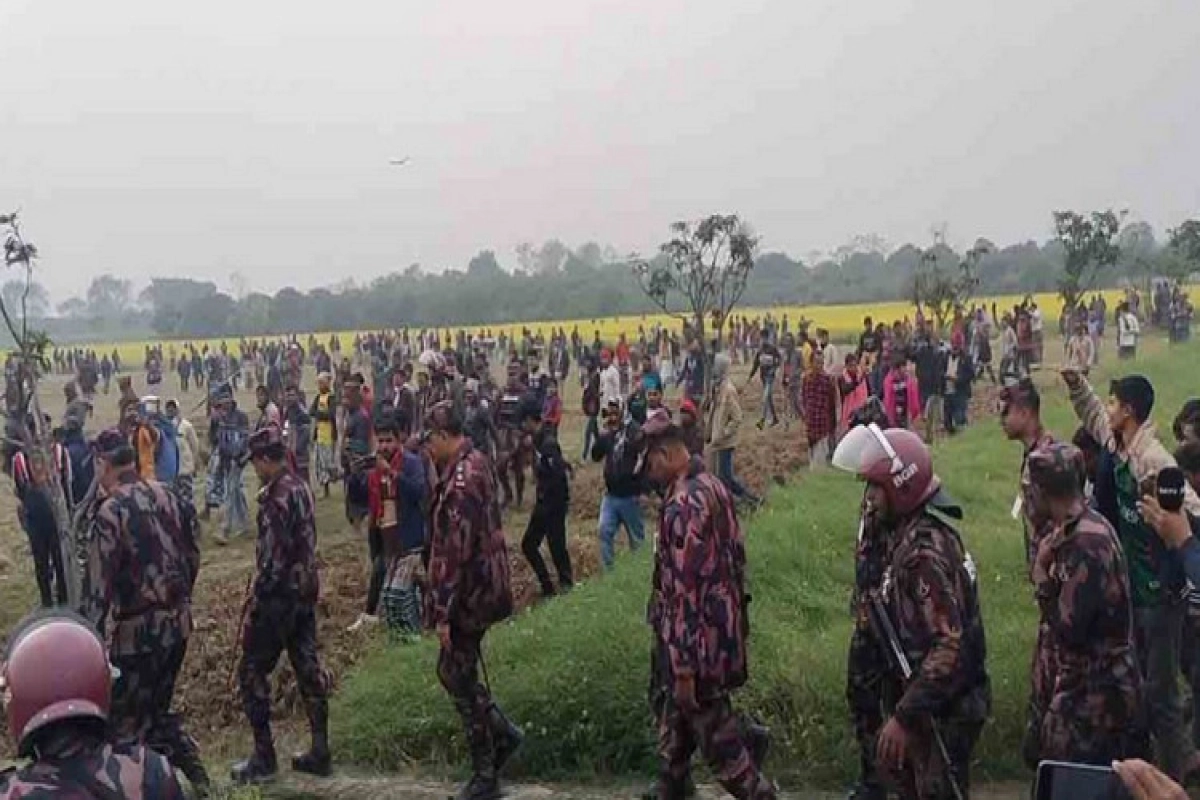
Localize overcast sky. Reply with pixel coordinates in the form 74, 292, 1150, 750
3, 0, 1198, 304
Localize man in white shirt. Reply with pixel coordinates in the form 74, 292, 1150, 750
165, 398, 200, 511
599, 348, 622, 410
1118, 301, 1141, 359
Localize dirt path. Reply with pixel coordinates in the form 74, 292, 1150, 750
271, 772, 1030, 799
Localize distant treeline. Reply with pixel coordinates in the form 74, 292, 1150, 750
38, 223, 1193, 341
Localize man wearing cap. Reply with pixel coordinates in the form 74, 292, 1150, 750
641, 411, 776, 800
998, 378, 1058, 578
832, 425, 990, 800
424, 401, 522, 800
1064, 368, 1200, 779
233, 425, 331, 784
78, 428, 209, 792
1021, 442, 1144, 770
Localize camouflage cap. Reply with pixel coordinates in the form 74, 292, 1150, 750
999, 377, 1039, 413
90, 428, 128, 458
248, 424, 284, 457
1028, 442, 1086, 496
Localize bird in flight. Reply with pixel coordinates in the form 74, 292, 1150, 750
389, 156, 411, 166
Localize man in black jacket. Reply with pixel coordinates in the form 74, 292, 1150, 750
911, 326, 946, 442
590, 398, 645, 569
520, 398, 573, 598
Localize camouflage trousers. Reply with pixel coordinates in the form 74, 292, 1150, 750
846, 622, 888, 796
437, 628, 494, 759
656, 692, 776, 800
238, 599, 329, 733
1024, 622, 1147, 768
879, 718, 981, 800
109, 639, 203, 780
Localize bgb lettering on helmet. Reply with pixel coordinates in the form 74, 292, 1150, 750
892, 462, 919, 487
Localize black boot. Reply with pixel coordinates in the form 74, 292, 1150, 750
170, 729, 211, 796
450, 700, 500, 800
231, 725, 278, 785
743, 718, 770, 770
487, 703, 524, 774
292, 698, 332, 777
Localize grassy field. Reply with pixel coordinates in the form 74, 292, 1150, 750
332, 334, 1198, 790
58, 288, 1191, 365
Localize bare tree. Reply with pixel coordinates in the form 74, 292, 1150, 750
910, 239, 989, 332
632, 214, 759, 387
1, 212, 76, 604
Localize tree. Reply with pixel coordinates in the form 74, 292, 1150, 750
1117, 220, 1158, 292
1052, 210, 1122, 313
0, 212, 75, 603
85, 273, 133, 320
633, 214, 759, 385
467, 250, 504, 279
1, 279, 49, 319
56, 297, 87, 319
1166, 220, 1200, 281
910, 237, 989, 332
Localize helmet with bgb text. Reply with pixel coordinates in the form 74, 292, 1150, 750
833, 423, 941, 517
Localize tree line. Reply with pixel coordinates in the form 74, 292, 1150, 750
20, 213, 1200, 342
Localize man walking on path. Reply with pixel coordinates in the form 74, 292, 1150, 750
641, 412, 776, 800
425, 401, 523, 800
232, 426, 331, 785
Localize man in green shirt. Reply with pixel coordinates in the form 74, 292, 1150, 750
1064, 369, 1200, 780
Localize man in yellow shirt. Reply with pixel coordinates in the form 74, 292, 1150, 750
309, 372, 339, 498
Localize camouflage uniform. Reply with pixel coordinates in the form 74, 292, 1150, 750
78, 471, 205, 788
876, 510, 990, 800
0, 741, 186, 800
1017, 428, 1057, 575
426, 439, 515, 790
1023, 445, 1145, 767
238, 464, 328, 763
648, 457, 775, 800
846, 501, 894, 799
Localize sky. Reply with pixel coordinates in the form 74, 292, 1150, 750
2, 0, 1198, 305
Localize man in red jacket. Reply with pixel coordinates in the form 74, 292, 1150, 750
642, 413, 776, 800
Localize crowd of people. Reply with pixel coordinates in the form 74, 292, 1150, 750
0, 293, 1196, 799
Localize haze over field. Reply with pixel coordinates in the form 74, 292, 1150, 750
3, 0, 1199, 302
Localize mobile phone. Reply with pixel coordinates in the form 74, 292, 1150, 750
1035, 761, 1131, 800
1158, 466, 1186, 513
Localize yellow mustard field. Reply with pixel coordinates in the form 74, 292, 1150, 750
80, 288, 1192, 364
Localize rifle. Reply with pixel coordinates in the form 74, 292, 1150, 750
867, 594, 964, 800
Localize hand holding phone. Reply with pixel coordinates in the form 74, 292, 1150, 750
1036, 761, 1131, 800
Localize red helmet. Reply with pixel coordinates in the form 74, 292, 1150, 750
4, 612, 111, 756
833, 424, 940, 517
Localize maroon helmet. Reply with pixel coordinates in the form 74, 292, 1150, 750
833, 424, 941, 517
4, 612, 111, 756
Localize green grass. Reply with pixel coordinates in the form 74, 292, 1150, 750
333, 336, 1199, 788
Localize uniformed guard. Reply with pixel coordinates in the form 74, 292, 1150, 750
78, 428, 209, 794
424, 401, 523, 800
1022, 442, 1145, 768
833, 424, 990, 800
0, 610, 187, 800
640, 411, 776, 800
232, 425, 331, 785
998, 378, 1057, 575
845, 497, 894, 800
